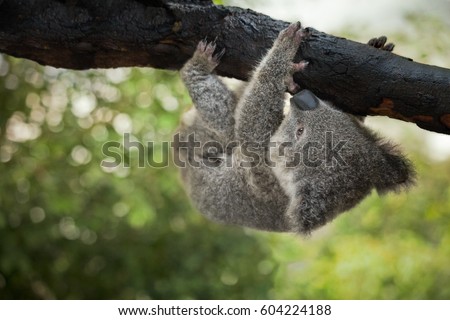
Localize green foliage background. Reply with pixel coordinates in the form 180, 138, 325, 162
0, 12, 449, 299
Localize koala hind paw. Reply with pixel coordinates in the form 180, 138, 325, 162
194, 40, 225, 69
278, 21, 304, 47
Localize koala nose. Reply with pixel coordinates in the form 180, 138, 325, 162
291, 89, 319, 110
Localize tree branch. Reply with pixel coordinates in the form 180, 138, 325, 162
0, 0, 449, 134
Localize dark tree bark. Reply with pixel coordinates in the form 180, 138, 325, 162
0, 0, 449, 134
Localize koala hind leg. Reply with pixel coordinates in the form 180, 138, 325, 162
180, 41, 236, 139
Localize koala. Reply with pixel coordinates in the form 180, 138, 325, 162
174, 22, 415, 234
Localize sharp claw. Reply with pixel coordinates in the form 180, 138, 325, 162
367, 36, 394, 52
293, 60, 309, 73
384, 43, 395, 52
376, 36, 387, 47
214, 48, 226, 61
287, 83, 301, 95
197, 41, 203, 51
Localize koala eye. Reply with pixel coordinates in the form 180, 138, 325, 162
204, 146, 221, 159
295, 126, 304, 139
204, 154, 224, 167
207, 146, 219, 154
210, 157, 223, 165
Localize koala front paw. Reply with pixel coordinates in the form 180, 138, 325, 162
286, 61, 308, 94
286, 78, 301, 95
193, 40, 226, 71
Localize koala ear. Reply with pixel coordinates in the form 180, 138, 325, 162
373, 141, 416, 194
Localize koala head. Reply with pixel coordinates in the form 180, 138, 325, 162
270, 90, 414, 225
270, 90, 370, 172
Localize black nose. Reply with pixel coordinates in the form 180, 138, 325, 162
291, 89, 319, 110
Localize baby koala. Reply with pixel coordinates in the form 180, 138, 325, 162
174, 22, 414, 234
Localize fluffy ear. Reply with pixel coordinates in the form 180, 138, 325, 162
373, 141, 416, 194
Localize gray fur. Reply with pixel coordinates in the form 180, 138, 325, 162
174, 22, 415, 234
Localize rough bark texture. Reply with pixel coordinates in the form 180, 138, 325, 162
0, 0, 449, 134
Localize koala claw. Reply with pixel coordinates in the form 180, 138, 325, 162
367, 36, 395, 52
286, 61, 307, 94
292, 60, 308, 73
214, 48, 226, 62
287, 78, 301, 95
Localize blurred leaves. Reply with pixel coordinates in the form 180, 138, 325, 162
0, 10, 449, 299
0, 60, 276, 299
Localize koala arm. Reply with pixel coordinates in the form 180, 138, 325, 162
180, 41, 236, 140
235, 22, 306, 146
284, 177, 331, 234
286, 175, 368, 234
